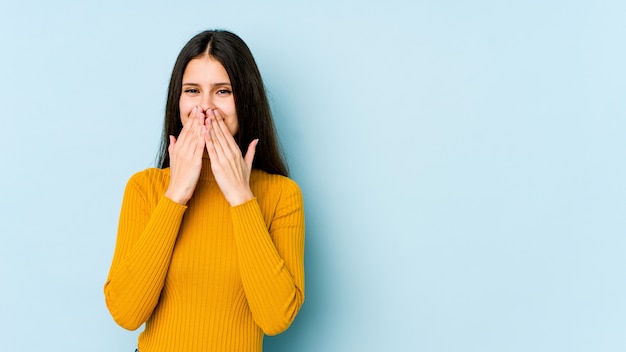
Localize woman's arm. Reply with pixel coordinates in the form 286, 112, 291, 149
104, 174, 186, 330
203, 109, 305, 334
230, 179, 305, 335
105, 108, 205, 329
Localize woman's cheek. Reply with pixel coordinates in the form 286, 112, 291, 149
179, 104, 192, 125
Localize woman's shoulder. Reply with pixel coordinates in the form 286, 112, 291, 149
250, 169, 302, 200
125, 167, 171, 193
250, 169, 299, 187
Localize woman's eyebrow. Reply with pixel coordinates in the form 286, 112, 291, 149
182, 82, 231, 86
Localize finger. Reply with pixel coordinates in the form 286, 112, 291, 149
208, 117, 226, 160
206, 110, 227, 158
175, 106, 198, 146
211, 110, 242, 165
201, 113, 218, 159
202, 116, 211, 140
190, 106, 203, 133
195, 106, 205, 124
244, 139, 259, 170
215, 110, 239, 151
181, 107, 206, 153
192, 123, 206, 157
203, 124, 219, 161
168, 135, 177, 154
191, 107, 205, 148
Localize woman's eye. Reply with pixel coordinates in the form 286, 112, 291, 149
217, 89, 232, 95
184, 88, 199, 94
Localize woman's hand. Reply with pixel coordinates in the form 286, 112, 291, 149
203, 109, 259, 207
164, 106, 206, 205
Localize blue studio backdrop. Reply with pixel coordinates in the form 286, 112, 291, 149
1, 1, 625, 351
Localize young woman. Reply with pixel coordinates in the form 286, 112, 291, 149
104, 30, 305, 352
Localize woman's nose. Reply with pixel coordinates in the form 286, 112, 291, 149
200, 94, 213, 111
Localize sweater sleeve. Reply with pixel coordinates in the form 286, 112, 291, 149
230, 178, 305, 336
104, 173, 187, 330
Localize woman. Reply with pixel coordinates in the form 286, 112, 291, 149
104, 30, 305, 352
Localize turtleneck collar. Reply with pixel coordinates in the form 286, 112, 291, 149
199, 156, 215, 182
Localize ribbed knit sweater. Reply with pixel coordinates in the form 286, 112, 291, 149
104, 158, 305, 351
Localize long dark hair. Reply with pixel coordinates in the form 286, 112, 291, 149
156, 30, 288, 176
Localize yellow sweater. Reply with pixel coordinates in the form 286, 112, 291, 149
104, 158, 305, 352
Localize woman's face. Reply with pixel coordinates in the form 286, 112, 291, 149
179, 56, 238, 135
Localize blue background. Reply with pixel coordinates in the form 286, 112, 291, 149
1, 1, 625, 351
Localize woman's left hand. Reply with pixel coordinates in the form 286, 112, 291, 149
203, 109, 259, 206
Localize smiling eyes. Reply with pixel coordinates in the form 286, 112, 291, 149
183, 87, 232, 96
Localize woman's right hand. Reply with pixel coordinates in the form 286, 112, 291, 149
164, 106, 206, 204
